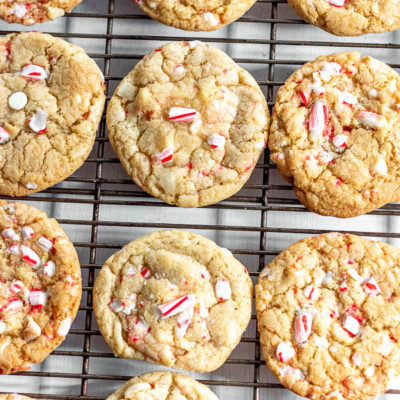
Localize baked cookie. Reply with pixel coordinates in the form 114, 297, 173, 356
0, 200, 82, 374
106, 371, 218, 400
0, 32, 105, 197
107, 41, 268, 207
287, 0, 400, 36
0, 0, 82, 25
256, 233, 400, 400
0, 395, 32, 400
134, 0, 256, 31
93, 230, 252, 372
269, 52, 400, 218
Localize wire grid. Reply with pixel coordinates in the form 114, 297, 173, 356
0, 0, 400, 398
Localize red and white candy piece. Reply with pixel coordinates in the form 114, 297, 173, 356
207, 134, 226, 149
332, 134, 347, 148
276, 341, 295, 362
140, 266, 151, 279
294, 310, 312, 343
57, 317, 72, 336
299, 90, 310, 105
0, 297, 23, 313
22, 226, 34, 239
43, 261, 56, 277
28, 290, 47, 308
310, 73, 325, 95
320, 62, 342, 81
155, 148, 173, 164
157, 294, 195, 319
10, 3, 27, 18
342, 314, 360, 337
29, 109, 48, 133
8, 92, 27, 110
309, 100, 327, 142
357, 111, 386, 128
363, 276, 381, 296
303, 285, 319, 300
174, 64, 186, 74
110, 298, 124, 313
175, 306, 194, 338
20, 245, 41, 268
37, 236, 53, 252
2, 227, 20, 241
21, 64, 49, 81
326, 0, 345, 6
338, 91, 358, 105
0, 127, 10, 144
168, 107, 197, 122
10, 280, 23, 294
215, 279, 231, 301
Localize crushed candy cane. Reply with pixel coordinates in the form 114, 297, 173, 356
168, 107, 197, 122
207, 134, 226, 149
175, 307, 194, 338
342, 314, 360, 337
276, 341, 295, 362
155, 148, 173, 164
357, 111, 386, 128
2, 227, 20, 241
294, 309, 312, 343
157, 294, 195, 318
338, 91, 358, 105
43, 261, 56, 277
29, 109, 48, 133
9, 281, 23, 294
320, 62, 342, 81
363, 276, 381, 296
20, 245, 41, 268
28, 290, 47, 308
332, 134, 347, 148
21, 226, 34, 239
309, 100, 327, 142
303, 285, 319, 300
0, 127, 10, 144
215, 279, 231, 301
21, 64, 49, 81
37, 236, 53, 252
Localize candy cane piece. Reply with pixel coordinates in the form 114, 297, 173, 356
342, 314, 360, 337
0, 127, 10, 144
207, 134, 226, 149
357, 111, 386, 128
215, 279, 231, 301
294, 310, 312, 343
155, 148, 173, 164
309, 100, 327, 142
21, 64, 49, 81
2, 227, 20, 241
168, 107, 197, 122
21, 245, 41, 268
276, 341, 295, 362
157, 294, 195, 318
363, 276, 381, 296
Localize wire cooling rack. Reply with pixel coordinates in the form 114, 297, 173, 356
0, 0, 400, 399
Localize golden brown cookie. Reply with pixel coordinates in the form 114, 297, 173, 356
134, 0, 257, 31
106, 371, 218, 400
0, 32, 105, 197
93, 230, 252, 372
269, 52, 400, 218
0, 0, 82, 25
0, 200, 82, 375
107, 41, 269, 207
287, 0, 400, 36
256, 233, 400, 400
0, 395, 32, 400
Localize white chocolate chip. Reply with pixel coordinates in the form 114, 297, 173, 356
125, 383, 152, 397
8, 92, 27, 110
57, 317, 72, 336
23, 317, 42, 341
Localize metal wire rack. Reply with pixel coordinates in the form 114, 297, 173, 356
0, 0, 400, 398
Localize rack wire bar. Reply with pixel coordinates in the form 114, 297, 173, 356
0, 0, 398, 398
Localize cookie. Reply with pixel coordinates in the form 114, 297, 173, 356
106, 371, 218, 400
93, 229, 252, 372
0, 0, 82, 25
0, 32, 105, 197
107, 41, 269, 208
287, 0, 400, 36
134, 0, 256, 31
256, 232, 400, 400
0, 395, 32, 400
269, 52, 400, 218
0, 200, 82, 375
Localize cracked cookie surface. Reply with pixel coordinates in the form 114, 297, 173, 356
0, 32, 105, 197
0, 0, 82, 25
269, 52, 400, 218
106, 41, 269, 208
287, 0, 400, 36
256, 233, 400, 400
93, 229, 252, 372
106, 371, 219, 400
0, 200, 82, 375
134, 0, 256, 31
